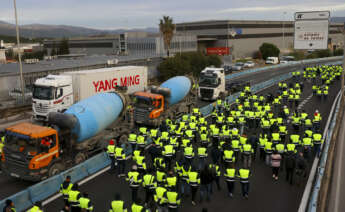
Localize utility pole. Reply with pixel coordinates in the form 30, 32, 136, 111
13, 0, 25, 103
283, 12, 287, 52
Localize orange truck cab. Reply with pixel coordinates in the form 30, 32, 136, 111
133, 91, 165, 125
1, 122, 60, 181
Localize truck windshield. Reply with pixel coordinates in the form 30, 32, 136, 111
199, 75, 219, 87
33, 85, 55, 100
5, 132, 38, 153
134, 96, 152, 107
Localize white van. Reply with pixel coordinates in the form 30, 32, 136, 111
265, 57, 279, 64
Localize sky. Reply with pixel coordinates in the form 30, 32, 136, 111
1, 0, 345, 29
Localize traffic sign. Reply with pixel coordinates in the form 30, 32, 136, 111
294, 11, 330, 50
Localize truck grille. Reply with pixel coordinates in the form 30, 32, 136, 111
3, 148, 29, 176
134, 108, 149, 123
34, 103, 50, 114
200, 88, 214, 99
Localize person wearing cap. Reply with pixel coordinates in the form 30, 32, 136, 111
109, 193, 128, 212
107, 139, 116, 172
27, 201, 43, 212
3, 199, 16, 212
60, 176, 73, 205
126, 165, 142, 202
68, 184, 81, 212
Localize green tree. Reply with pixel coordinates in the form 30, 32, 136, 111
159, 16, 176, 57
334, 48, 344, 56
207, 54, 222, 68
259, 43, 280, 60
57, 38, 70, 55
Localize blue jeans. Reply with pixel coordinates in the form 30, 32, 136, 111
181, 179, 190, 195
241, 182, 250, 197
200, 183, 212, 201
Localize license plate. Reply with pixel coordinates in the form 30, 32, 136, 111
10, 173, 20, 178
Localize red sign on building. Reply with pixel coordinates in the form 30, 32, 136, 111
206, 47, 230, 55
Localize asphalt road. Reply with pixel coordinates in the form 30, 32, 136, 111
43, 72, 341, 211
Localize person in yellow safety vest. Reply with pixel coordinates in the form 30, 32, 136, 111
294, 94, 300, 107
240, 134, 247, 146
258, 134, 267, 161
286, 143, 297, 154
131, 198, 148, 212
0, 134, 4, 158
223, 149, 235, 168
126, 165, 142, 202
162, 144, 175, 169
197, 146, 208, 170
150, 128, 159, 141
300, 110, 308, 122
182, 114, 189, 122
135, 154, 147, 175
264, 140, 273, 166
156, 167, 167, 187
68, 184, 81, 211
78, 192, 94, 211
154, 186, 168, 210
231, 139, 240, 162
224, 167, 236, 198
115, 143, 127, 177
142, 168, 156, 206
165, 171, 178, 192
302, 137, 313, 161
271, 132, 281, 146
154, 157, 166, 170
283, 106, 289, 119
160, 131, 170, 145
184, 144, 195, 165
165, 190, 181, 210
192, 107, 201, 118
184, 129, 195, 144
305, 129, 313, 138
187, 167, 200, 205
305, 118, 313, 130
107, 139, 116, 172
127, 132, 137, 150
60, 175, 73, 205
169, 135, 179, 151
231, 128, 239, 140
238, 168, 250, 199
261, 118, 271, 135
199, 133, 209, 147
139, 127, 148, 138
292, 113, 301, 132
27, 201, 43, 212
241, 143, 254, 168
312, 132, 323, 157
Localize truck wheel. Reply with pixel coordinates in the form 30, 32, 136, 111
74, 152, 87, 164
48, 163, 63, 177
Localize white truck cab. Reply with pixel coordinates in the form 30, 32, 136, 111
32, 75, 73, 121
265, 57, 279, 64
198, 67, 226, 101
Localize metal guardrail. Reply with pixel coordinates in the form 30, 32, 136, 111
0, 58, 342, 211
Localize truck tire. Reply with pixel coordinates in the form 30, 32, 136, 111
48, 163, 64, 177
74, 152, 87, 164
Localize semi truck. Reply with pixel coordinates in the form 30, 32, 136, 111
32, 66, 148, 121
133, 76, 196, 126
198, 67, 229, 101
1, 89, 132, 181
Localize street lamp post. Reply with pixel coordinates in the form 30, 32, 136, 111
13, 0, 25, 103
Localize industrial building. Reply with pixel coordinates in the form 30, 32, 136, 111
43, 32, 197, 57
176, 20, 345, 58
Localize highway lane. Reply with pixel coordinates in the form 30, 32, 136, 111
0, 61, 305, 200
43, 75, 341, 212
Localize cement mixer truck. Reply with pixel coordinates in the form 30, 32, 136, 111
133, 76, 197, 126
1, 89, 132, 181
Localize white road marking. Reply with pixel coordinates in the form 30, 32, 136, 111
297, 93, 313, 110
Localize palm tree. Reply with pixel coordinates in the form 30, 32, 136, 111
159, 16, 176, 57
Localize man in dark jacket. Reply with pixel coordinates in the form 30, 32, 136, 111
211, 146, 221, 165
285, 152, 296, 185
295, 152, 307, 186
200, 164, 214, 202
248, 134, 258, 161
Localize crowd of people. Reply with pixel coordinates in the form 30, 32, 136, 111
2, 65, 342, 212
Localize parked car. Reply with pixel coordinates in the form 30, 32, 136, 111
223, 65, 233, 74
243, 61, 255, 68
265, 57, 279, 64
280, 56, 295, 64
232, 62, 245, 71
